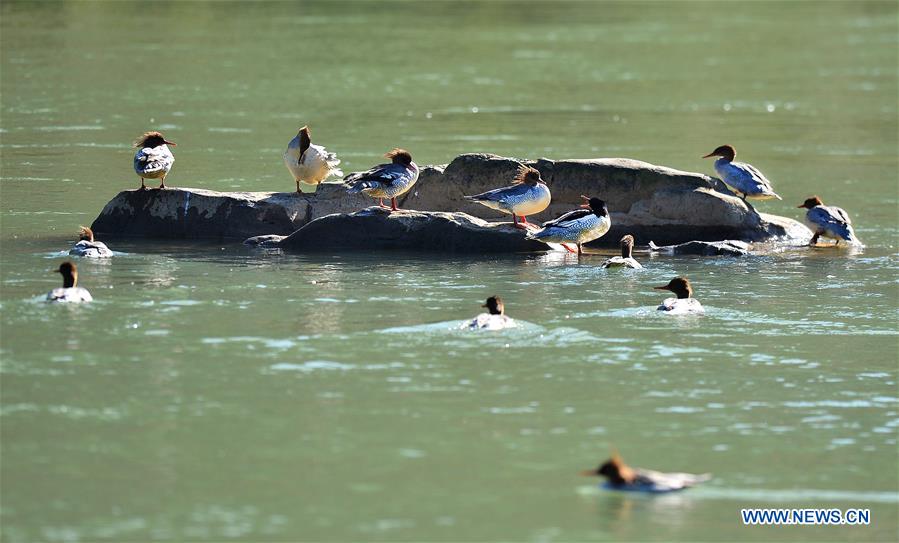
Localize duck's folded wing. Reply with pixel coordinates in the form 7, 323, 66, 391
466, 183, 529, 203
303, 144, 340, 166
738, 162, 767, 182
345, 163, 407, 188
832, 206, 852, 225
540, 208, 591, 229
808, 206, 849, 229
635, 469, 710, 490
733, 162, 776, 192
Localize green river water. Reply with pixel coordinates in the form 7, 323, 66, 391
1, 1, 897, 541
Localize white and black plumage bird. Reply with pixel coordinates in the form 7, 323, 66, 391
703, 144, 781, 204
601, 234, 643, 269
797, 196, 860, 246
283, 125, 343, 194
583, 452, 711, 493
46, 262, 93, 303
465, 296, 516, 330
133, 131, 176, 190
464, 166, 551, 230
526, 196, 611, 256
69, 226, 112, 258
345, 148, 419, 211
654, 277, 704, 315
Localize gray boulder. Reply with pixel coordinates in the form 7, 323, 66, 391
411, 153, 809, 246
90, 153, 811, 245
91, 188, 313, 240
251, 207, 547, 253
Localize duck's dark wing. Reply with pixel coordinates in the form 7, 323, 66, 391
540, 208, 590, 228
466, 183, 531, 203
344, 162, 407, 188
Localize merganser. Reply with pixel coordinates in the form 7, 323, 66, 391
526, 196, 611, 256
465, 296, 516, 330
601, 234, 642, 269
283, 125, 343, 194
46, 262, 93, 303
582, 452, 711, 493
702, 144, 781, 203
797, 196, 861, 246
654, 277, 704, 315
345, 148, 419, 211
133, 131, 176, 190
464, 166, 551, 230
69, 226, 112, 258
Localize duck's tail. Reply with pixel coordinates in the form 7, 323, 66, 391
841, 225, 863, 246
324, 151, 343, 178
525, 229, 545, 240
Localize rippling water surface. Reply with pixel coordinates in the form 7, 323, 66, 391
1, 1, 897, 541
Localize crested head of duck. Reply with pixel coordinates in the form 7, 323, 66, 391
133, 131, 176, 149
619, 234, 635, 258
78, 226, 94, 242
579, 195, 609, 217
57, 261, 78, 288
297, 125, 312, 153
797, 195, 824, 209
511, 166, 545, 187
386, 148, 414, 170
702, 144, 736, 162
654, 277, 693, 299
582, 452, 636, 486
482, 295, 504, 316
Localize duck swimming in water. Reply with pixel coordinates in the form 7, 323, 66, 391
797, 196, 860, 246
582, 452, 711, 493
464, 165, 551, 230
69, 226, 112, 258
133, 131, 176, 190
46, 262, 93, 303
654, 277, 704, 315
703, 144, 781, 204
345, 148, 419, 211
526, 196, 611, 256
465, 296, 516, 330
601, 234, 642, 269
283, 125, 343, 194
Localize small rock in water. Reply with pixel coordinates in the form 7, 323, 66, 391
648, 239, 751, 256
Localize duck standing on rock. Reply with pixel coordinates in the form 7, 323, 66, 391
702, 144, 781, 204
466, 296, 516, 330
283, 125, 343, 194
797, 196, 860, 246
526, 196, 610, 256
582, 452, 711, 493
654, 277, 704, 315
69, 226, 112, 258
345, 148, 419, 211
46, 262, 93, 303
464, 165, 551, 230
601, 234, 642, 269
133, 131, 176, 190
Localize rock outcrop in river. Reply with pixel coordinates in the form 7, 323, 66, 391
244, 207, 548, 253
91, 153, 812, 246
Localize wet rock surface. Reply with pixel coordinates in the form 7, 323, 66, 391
91, 154, 812, 246
648, 239, 752, 256
249, 207, 548, 253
